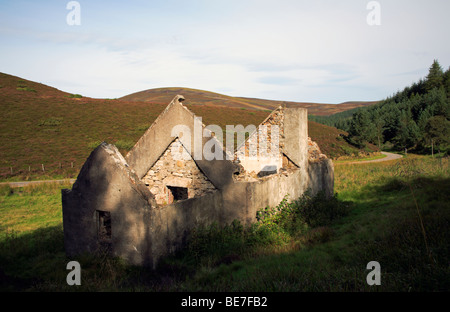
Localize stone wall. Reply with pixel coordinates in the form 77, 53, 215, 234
126, 95, 238, 190
235, 106, 285, 158
62, 96, 335, 268
234, 107, 286, 176
62, 143, 156, 266
142, 138, 216, 205
308, 137, 327, 163
307, 137, 334, 197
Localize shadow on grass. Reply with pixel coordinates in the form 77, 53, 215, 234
1, 176, 449, 292
348, 175, 450, 291
0, 223, 187, 291
0, 225, 66, 291
172, 176, 450, 291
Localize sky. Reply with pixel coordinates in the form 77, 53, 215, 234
0, 0, 449, 103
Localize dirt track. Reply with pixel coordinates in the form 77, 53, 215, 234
0, 179, 76, 188
1, 152, 403, 187
337, 152, 403, 165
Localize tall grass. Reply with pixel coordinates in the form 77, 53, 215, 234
180, 192, 350, 271
175, 155, 449, 291
0, 155, 449, 291
333, 155, 449, 291
334, 154, 449, 196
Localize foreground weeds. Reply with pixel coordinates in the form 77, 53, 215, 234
0, 155, 449, 291
177, 192, 351, 272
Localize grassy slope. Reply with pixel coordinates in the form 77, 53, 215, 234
0, 155, 448, 291
0, 72, 373, 181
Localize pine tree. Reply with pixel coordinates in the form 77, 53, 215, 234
394, 110, 420, 153
443, 66, 450, 102
417, 108, 432, 132
349, 110, 376, 147
372, 109, 385, 148
424, 116, 450, 155
426, 87, 449, 118
382, 105, 400, 143
425, 59, 444, 92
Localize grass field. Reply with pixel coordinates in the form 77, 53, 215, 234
0, 154, 448, 292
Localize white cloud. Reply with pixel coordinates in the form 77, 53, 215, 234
0, 0, 449, 103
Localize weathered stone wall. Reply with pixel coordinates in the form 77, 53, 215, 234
62, 95, 335, 268
62, 143, 156, 266
234, 106, 304, 181
234, 107, 284, 175
235, 106, 285, 157
126, 95, 239, 190
307, 136, 334, 198
149, 191, 223, 265
142, 138, 216, 205
308, 158, 334, 198
221, 170, 307, 226
284, 107, 308, 172
308, 137, 328, 163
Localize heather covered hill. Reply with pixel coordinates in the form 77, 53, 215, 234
0, 72, 71, 98
309, 120, 363, 159
0, 72, 373, 180
120, 87, 378, 115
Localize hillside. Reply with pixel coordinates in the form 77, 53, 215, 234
308, 120, 373, 159
120, 87, 378, 116
0, 72, 373, 180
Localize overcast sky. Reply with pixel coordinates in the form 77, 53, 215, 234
0, 0, 449, 103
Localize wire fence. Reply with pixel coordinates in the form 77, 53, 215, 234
0, 161, 80, 180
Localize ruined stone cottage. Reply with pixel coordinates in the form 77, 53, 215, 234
62, 95, 334, 268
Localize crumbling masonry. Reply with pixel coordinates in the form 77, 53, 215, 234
62, 95, 334, 268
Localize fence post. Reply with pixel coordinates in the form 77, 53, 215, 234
42, 164, 45, 172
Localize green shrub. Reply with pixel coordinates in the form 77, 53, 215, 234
16, 86, 36, 92
114, 140, 135, 150
256, 195, 301, 235
135, 124, 151, 131
183, 192, 350, 268
293, 191, 350, 228
0, 185, 14, 196
87, 140, 103, 149
38, 117, 63, 126
257, 191, 350, 231
67, 94, 83, 98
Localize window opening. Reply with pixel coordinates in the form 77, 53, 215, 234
167, 186, 188, 201
97, 210, 111, 243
